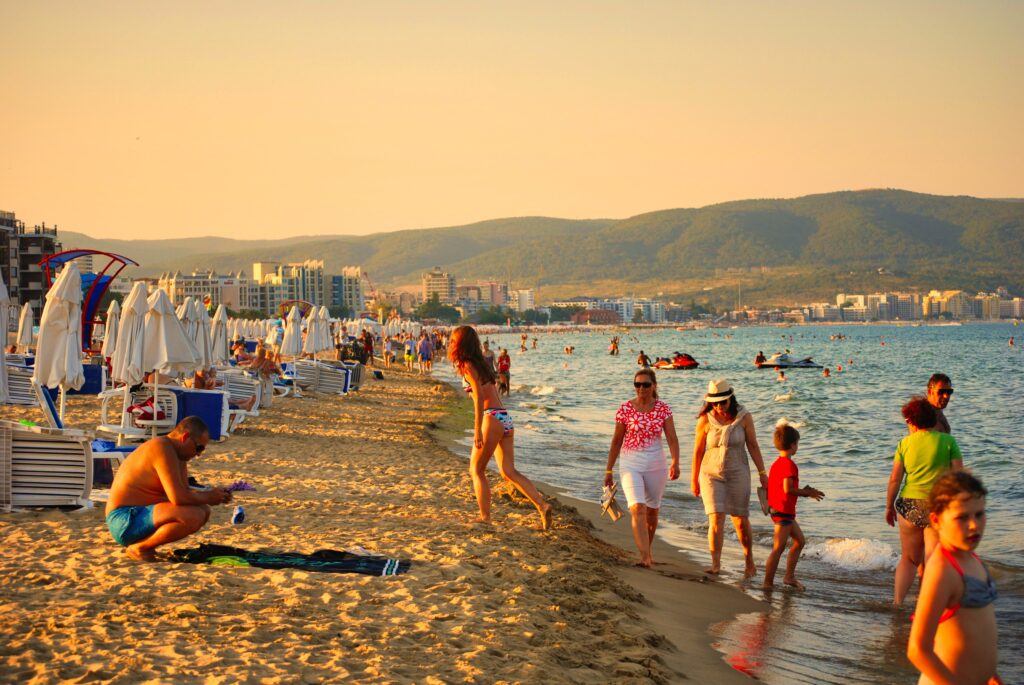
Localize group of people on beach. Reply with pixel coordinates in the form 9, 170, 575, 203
600, 364, 999, 684
101, 325, 1001, 683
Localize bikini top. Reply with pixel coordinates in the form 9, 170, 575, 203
933, 547, 998, 623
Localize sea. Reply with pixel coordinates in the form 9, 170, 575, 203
434, 322, 1023, 684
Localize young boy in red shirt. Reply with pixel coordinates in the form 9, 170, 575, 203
763, 424, 825, 590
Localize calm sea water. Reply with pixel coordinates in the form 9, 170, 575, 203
436, 323, 1023, 684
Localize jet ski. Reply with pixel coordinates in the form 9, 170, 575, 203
653, 352, 700, 370
756, 353, 822, 369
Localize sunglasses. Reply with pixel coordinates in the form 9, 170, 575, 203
634, 381, 653, 389
937, 389, 954, 396
711, 399, 730, 406
190, 436, 206, 455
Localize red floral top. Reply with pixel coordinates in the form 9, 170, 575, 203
615, 400, 672, 450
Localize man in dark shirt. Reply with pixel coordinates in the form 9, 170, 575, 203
926, 373, 953, 433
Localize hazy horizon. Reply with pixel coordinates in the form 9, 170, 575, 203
3, 2, 1022, 240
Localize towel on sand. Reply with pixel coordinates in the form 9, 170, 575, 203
171, 543, 410, 576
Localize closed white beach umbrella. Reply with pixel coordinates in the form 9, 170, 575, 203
317, 307, 332, 351
144, 289, 199, 436
211, 305, 230, 364
191, 298, 212, 369
145, 289, 199, 376
33, 262, 85, 419
111, 282, 148, 386
0, 270, 9, 403
16, 302, 34, 352
177, 296, 199, 343
280, 305, 303, 358
302, 309, 321, 356
101, 299, 120, 359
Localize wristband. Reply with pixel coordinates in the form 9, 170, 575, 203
758, 470, 767, 476
604, 470, 613, 474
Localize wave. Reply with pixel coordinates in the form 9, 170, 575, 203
530, 385, 557, 396
804, 537, 897, 571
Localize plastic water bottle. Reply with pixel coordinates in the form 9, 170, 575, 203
231, 505, 245, 524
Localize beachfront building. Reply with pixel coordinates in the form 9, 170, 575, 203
397, 291, 420, 314
478, 281, 508, 306
422, 267, 456, 304
251, 260, 327, 315
509, 289, 535, 313
218, 271, 253, 311
330, 266, 365, 314
922, 290, 972, 319
1, 210, 63, 311
158, 270, 221, 308
571, 308, 621, 325
999, 298, 1024, 319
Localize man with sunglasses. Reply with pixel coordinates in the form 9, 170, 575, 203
926, 373, 954, 434
106, 416, 233, 562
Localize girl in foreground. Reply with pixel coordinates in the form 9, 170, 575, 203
448, 326, 552, 530
908, 471, 1000, 685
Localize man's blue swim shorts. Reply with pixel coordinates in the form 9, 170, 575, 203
106, 505, 157, 546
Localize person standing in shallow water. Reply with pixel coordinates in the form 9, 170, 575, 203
926, 373, 954, 434
691, 379, 769, 577
448, 326, 552, 530
604, 369, 680, 567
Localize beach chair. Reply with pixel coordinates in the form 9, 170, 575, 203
341, 361, 364, 391
291, 360, 321, 392
0, 419, 92, 511
96, 384, 179, 445
216, 368, 262, 428
33, 379, 135, 484
5, 365, 39, 406
317, 363, 351, 395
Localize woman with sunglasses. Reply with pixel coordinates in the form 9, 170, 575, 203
885, 396, 963, 605
692, 379, 768, 577
604, 369, 681, 568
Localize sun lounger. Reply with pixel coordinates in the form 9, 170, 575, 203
5, 365, 39, 406
0, 420, 92, 511
33, 379, 135, 485
216, 369, 263, 428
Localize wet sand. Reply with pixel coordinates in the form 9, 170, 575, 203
0, 372, 760, 683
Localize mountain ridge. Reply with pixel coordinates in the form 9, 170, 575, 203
56, 189, 1024, 304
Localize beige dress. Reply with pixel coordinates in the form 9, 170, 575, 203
698, 406, 752, 517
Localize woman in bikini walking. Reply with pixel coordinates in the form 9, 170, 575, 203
448, 326, 552, 530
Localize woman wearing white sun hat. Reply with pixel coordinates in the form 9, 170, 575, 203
691, 378, 769, 577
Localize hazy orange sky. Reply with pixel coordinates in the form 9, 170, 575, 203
2, 2, 1021, 240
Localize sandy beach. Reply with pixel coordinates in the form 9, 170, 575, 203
0, 371, 760, 684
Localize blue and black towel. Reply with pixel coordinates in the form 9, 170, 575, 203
171, 543, 410, 576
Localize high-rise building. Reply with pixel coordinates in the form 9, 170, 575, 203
251, 260, 327, 315
1, 210, 63, 311
422, 267, 456, 304
330, 266, 365, 313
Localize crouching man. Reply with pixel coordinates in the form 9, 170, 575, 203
106, 416, 232, 561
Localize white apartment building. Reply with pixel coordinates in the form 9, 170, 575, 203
422, 267, 456, 304
509, 289, 535, 313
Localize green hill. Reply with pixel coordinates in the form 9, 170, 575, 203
58, 190, 1024, 305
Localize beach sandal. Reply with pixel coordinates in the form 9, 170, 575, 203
601, 483, 625, 523
757, 486, 770, 516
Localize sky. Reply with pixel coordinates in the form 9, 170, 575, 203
2, 1, 1022, 240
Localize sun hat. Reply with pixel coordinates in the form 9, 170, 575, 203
704, 378, 734, 402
